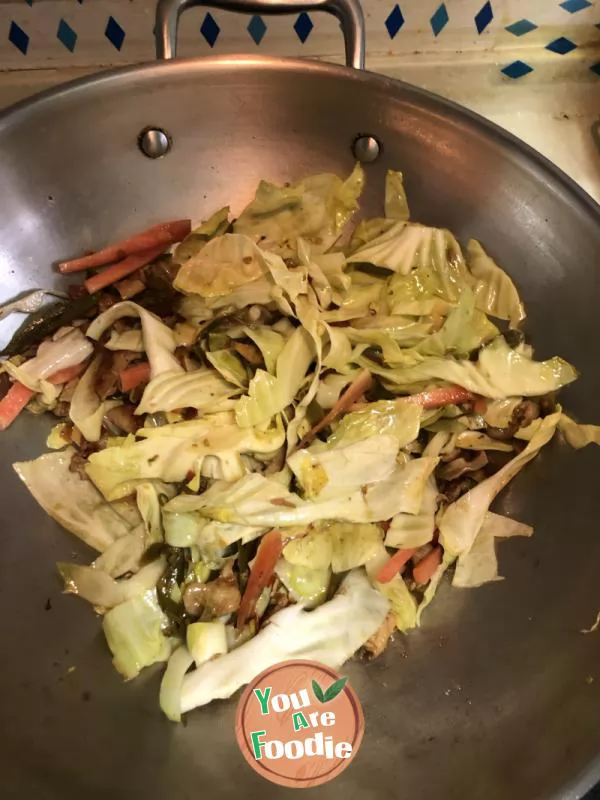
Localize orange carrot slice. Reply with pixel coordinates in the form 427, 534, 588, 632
58, 219, 191, 274
299, 369, 373, 448
236, 529, 282, 631
0, 383, 34, 430
84, 245, 166, 294
119, 362, 151, 393
376, 548, 418, 584
413, 546, 443, 585
46, 362, 87, 385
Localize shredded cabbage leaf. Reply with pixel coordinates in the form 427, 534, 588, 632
86, 301, 181, 378
467, 239, 525, 328
385, 169, 410, 221
559, 413, 600, 449
287, 434, 400, 500
439, 412, 560, 560
375, 337, 577, 398
86, 418, 285, 500
179, 570, 388, 712
103, 589, 176, 680
234, 164, 364, 256
136, 369, 239, 416
14, 449, 137, 552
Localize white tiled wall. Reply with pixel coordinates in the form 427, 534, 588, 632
0, 0, 597, 75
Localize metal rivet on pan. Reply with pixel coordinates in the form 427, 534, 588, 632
138, 127, 171, 159
352, 135, 381, 163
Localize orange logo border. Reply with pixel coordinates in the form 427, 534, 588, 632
235, 659, 364, 788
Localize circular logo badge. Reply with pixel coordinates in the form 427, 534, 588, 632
235, 659, 364, 788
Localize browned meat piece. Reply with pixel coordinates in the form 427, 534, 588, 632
142, 256, 179, 290
97, 293, 118, 313
440, 476, 475, 504
51, 400, 70, 418
485, 422, 517, 441
58, 377, 80, 404
260, 580, 293, 625
105, 404, 140, 434
537, 393, 556, 416
486, 399, 541, 441
512, 399, 540, 430
68, 450, 88, 478
232, 341, 263, 366
364, 612, 396, 659
437, 451, 488, 481
67, 284, 88, 300
182, 564, 241, 618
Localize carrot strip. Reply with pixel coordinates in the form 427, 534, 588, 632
119, 362, 151, 393
58, 219, 191, 274
403, 385, 474, 409
299, 369, 373, 448
0, 360, 91, 431
84, 245, 166, 295
47, 362, 87, 385
376, 548, 418, 584
413, 546, 443, 585
236, 529, 282, 631
0, 383, 34, 430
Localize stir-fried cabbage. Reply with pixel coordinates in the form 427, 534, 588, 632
179, 570, 388, 711
86, 417, 285, 500
5, 162, 596, 722
103, 589, 176, 680
86, 301, 181, 377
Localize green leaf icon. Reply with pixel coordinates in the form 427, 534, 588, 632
323, 676, 348, 703
312, 679, 325, 703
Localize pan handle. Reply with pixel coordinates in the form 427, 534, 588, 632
155, 0, 365, 69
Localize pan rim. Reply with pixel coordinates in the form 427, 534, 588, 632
0, 54, 598, 224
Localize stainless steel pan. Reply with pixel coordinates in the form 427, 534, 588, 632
1, 1, 600, 798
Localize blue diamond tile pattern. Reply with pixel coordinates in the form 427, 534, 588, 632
430, 4, 449, 36
501, 60, 533, 79
475, 1, 493, 34
546, 36, 577, 54
294, 12, 314, 43
9, 21, 29, 55
200, 12, 220, 47
560, 0, 591, 12
247, 15, 266, 45
505, 19, 538, 36
590, 62, 600, 76
57, 19, 77, 53
105, 16, 125, 51
385, 5, 405, 39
